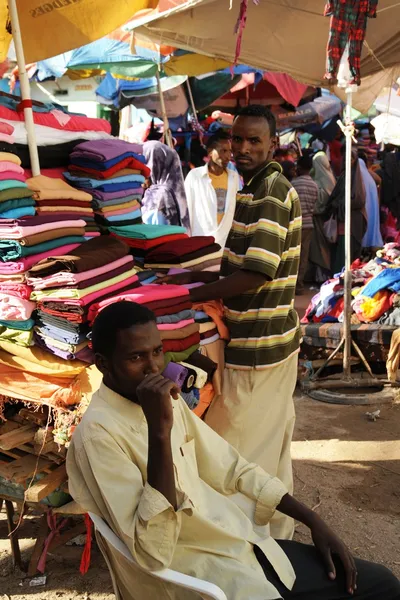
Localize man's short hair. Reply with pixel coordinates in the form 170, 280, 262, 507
206, 130, 231, 152
92, 301, 156, 359
234, 104, 277, 137
297, 155, 313, 171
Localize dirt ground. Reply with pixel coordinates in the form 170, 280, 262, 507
1, 391, 399, 599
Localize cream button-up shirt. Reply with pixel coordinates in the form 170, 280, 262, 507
67, 383, 296, 600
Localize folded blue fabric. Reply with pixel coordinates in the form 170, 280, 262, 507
0, 198, 36, 214
0, 206, 36, 219
36, 324, 88, 345
0, 180, 28, 191
0, 236, 87, 262
91, 193, 142, 209
64, 172, 145, 190
105, 209, 142, 223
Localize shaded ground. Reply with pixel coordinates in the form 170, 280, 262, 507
1, 389, 399, 599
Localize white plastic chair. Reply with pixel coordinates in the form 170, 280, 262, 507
89, 512, 228, 600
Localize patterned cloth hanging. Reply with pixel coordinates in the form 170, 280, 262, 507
234, 0, 260, 65
324, 0, 378, 85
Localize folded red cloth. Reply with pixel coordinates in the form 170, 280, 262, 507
162, 332, 200, 353
146, 236, 216, 261
110, 232, 188, 250
69, 156, 150, 179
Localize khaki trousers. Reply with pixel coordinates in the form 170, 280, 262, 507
205, 354, 298, 540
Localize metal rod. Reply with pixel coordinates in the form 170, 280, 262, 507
156, 70, 173, 149
8, 0, 40, 176
343, 88, 353, 379
186, 79, 199, 126
311, 337, 345, 380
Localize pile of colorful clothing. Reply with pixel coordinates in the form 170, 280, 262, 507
27, 236, 138, 362
144, 236, 223, 272
65, 139, 148, 232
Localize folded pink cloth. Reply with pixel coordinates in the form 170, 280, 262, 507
0, 122, 14, 136
0, 283, 32, 300
0, 219, 87, 239
0, 171, 26, 183
157, 319, 195, 331
0, 293, 35, 320
0, 133, 15, 144
87, 284, 189, 324
27, 255, 134, 290
0, 243, 82, 274
0, 162, 24, 175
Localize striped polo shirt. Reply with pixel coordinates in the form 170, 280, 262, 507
221, 161, 302, 370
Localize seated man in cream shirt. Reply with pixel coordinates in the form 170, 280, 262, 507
67, 301, 400, 600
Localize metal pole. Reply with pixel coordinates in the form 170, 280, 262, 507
8, 0, 40, 176
156, 70, 173, 149
186, 79, 199, 127
343, 87, 353, 379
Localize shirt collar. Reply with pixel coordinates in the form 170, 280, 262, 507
199, 164, 209, 177
97, 382, 145, 433
244, 160, 282, 190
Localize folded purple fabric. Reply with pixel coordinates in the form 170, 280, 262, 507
70, 139, 144, 163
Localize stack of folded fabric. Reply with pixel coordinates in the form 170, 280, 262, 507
26, 174, 99, 235
0, 151, 36, 219
27, 236, 138, 361
108, 223, 188, 265
65, 139, 150, 232
88, 284, 200, 364
144, 236, 222, 272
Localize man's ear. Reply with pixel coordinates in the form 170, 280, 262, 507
95, 353, 109, 377
269, 136, 278, 160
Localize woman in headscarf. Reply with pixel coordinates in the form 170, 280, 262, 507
328, 151, 367, 274
142, 141, 190, 232
308, 152, 337, 282
359, 157, 383, 250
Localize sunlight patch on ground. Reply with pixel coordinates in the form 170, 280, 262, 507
292, 439, 400, 462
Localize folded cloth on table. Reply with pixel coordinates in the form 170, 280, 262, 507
35, 324, 90, 346
95, 215, 142, 228
0, 242, 82, 274
0, 236, 88, 261
0, 171, 26, 183
0, 187, 34, 202
0, 283, 32, 299
87, 284, 189, 323
26, 175, 92, 202
145, 237, 216, 262
36, 206, 93, 215
70, 158, 150, 178
184, 351, 217, 381
162, 332, 200, 352
109, 223, 186, 240
0, 152, 21, 165
69, 168, 142, 180
145, 249, 222, 270
193, 300, 230, 340
157, 243, 221, 265
19, 227, 85, 247
34, 330, 89, 354
0, 198, 36, 214
70, 139, 145, 164
91, 193, 142, 210
156, 309, 195, 325
0, 216, 87, 239
200, 333, 220, 346
199, 321, 218, 334
95, 198, 141, 212
0, 318, 34, 330
201, 327, 218, 340
28, 235, 130, 277
30, 266, 138, 300
157, 318, 195, 331
164, 344, 200, 365
0, 339, 87, 376
0, 123, 15, 135
180, 361, 208, 388
0, 273, 25, 282
35, 198, 92, 207
159, 322, 199, 341
27, 255, 133, 290
0, 293, 35, 320
90, 188, 144, 202
0, 180, 28, 191
0, 325, 33, 347
35, 334, 94, 362
0, 161, 24, 174
64, 172, 145, 190
0, 206, 35, 219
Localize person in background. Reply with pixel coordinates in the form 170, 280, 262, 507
142, 141, 190, 232
292, 155, 319, 295
359, 157, 383, 250
67, 300, 400, 600
358, 149, 382, 198
273, 148, 287, 164
185, 131, 240, 248
163, 105, 302, 541
281, 160, 297, 182
329, 151, 367, 274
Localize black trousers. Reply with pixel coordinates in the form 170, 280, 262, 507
255, 542, 400, 599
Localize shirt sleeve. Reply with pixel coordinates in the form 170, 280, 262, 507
241, 193, 292, 280
180, 401, 288, 525
70, 433, 193, 571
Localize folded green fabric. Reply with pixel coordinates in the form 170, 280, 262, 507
0, 180, 28, 191
0, 236, 87, 262
0, 187, 34, 202
0, 326, 33, 347
109, 223, 186, 240
0, 318, 35, 331
164, 344, 200, 365
0, 198, 36, 214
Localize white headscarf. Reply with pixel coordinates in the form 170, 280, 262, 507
312, 151, 336, 214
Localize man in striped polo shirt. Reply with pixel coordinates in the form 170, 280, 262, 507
165, 105, 301, 540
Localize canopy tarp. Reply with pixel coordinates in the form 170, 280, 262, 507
0, 0, 158, 63
128, 0, 400, 109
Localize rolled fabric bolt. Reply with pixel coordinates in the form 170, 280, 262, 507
162, 362, 189, 388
